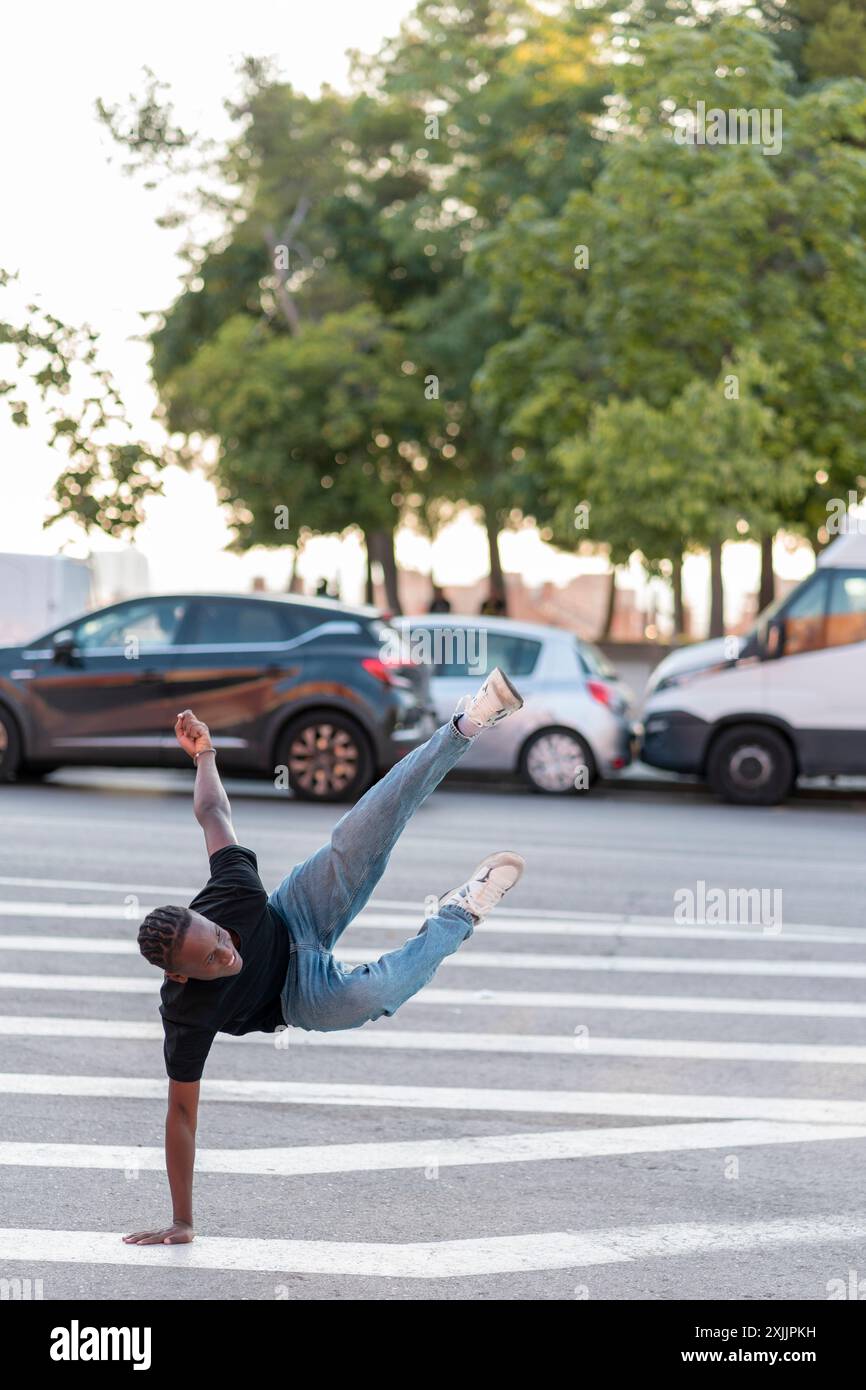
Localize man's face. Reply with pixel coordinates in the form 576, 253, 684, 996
164, 911, 243, 983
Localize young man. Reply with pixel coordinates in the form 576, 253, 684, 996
123, 668, 526, 1246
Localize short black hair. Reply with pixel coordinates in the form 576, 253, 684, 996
138, 905, 193, 971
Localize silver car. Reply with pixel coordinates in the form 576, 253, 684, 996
392, 614, 636, 793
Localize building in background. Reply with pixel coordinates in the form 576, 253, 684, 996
0, 553, 94, 643
89, 548, 150, 606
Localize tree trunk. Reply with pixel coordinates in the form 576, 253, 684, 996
672, 554, 686, 638
600, 566, 618, 639
364, 542, 374, 605
758, 533, 775, 611
367, 529, 402, 614
709, 540, 725, 638
485, 511, 507, 613
263, 203, 310, 338
284, 546, 297, 594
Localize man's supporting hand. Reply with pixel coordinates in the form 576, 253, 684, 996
122, 1220, 194, 1246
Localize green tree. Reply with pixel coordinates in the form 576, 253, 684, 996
757, 1, 866, 81
0, 269, 164, 536
554, 356, 815, 636
473, 17, 866, 632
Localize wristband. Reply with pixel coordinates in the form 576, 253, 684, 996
193, 746, 216, 764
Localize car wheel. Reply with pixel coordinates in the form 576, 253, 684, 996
706, 724, 795, 806
278, 713, 374, 803
0, 707, 21, 782
520, 727, 596, 794
17, 765, 59, 781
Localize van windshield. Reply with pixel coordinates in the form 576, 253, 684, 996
746, 578, 818, 655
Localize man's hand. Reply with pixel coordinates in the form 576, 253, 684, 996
175, 709, 213, 761
122, 1220, 194, 1246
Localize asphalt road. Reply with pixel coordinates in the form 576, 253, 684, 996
1, 764, 865, 1301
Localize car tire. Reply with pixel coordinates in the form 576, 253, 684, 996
278, 712, 374, 803
706, 724, 795, 806
17, 765, 59, 781
519, 726, 597, 794
0, 707, 22, 782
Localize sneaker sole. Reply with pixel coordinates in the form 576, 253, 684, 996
438, 851, 526, 916
490, 668, 525, 711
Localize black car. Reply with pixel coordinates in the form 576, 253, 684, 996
0, 593, 434, 801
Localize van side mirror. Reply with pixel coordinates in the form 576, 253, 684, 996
52, 630, 78, 665
764, 619, 785, 659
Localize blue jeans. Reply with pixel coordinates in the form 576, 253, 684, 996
269, 716, 476, 1032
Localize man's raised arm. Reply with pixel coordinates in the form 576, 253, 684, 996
175, 709, 238, 856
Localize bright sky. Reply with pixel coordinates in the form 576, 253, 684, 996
0, 0, 814, 625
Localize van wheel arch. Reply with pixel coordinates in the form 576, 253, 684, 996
705, 720, 798, 806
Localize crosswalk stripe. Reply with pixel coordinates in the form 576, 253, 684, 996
1, 950, 863, 1018
1, 1216, 865, 1277
0, 1120, 863, 1176
418, 988, 866, 1019
2, 1071, 865, 1121
337, 949, 866, 979
2, 894, 865, 946
4, 878, 864, 937
0, 904, 145, 920
2, 944, 866, 985
354, 914, 862, 946
1, 1013, 866, 1063
0, 877, 199, 896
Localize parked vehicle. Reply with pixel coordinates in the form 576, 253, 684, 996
642, 529, 866, 804
392, 613, 636, 792
0, 553, 93, 645
0, 593, 434, 800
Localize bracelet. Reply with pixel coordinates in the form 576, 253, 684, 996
193, 746, 216, 764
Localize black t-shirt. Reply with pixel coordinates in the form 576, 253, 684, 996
160, 845, 290, 1082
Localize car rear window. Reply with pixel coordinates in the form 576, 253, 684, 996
185, 600, 294, 645
405, 625, 541, 678
576, 640, 617, 679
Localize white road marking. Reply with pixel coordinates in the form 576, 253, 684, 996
418, 988, 866, 1019
0, 876, 200, 896
3, 935, 866, 980
0, 903, 145, 920
336, 948, 866, 979
0, 937, 141, 953
0, 974, 155, 993
355, 913, 866, 946
1, 948, 864, 1018
1, 1216, 865, 1277
2, 1010, 866, 1063
0, 1120, 863, 1176
1, 883, 864, 944
3, 1071, 866, 1122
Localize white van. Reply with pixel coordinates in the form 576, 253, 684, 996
641, 529, 866, 804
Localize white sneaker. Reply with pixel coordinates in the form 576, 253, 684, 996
455, 667, 524, 730
439, 851, 525, 924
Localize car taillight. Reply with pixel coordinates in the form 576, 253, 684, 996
587, 679, 615, 708
362, 657, 394, 686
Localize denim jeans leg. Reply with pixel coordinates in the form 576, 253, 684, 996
285, 902, 476, 1032
268, 716, 473, 953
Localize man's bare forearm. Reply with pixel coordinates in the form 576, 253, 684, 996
165, 1108, 196, 1226
175, 711, 237, 854
193, 750, 231, 822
